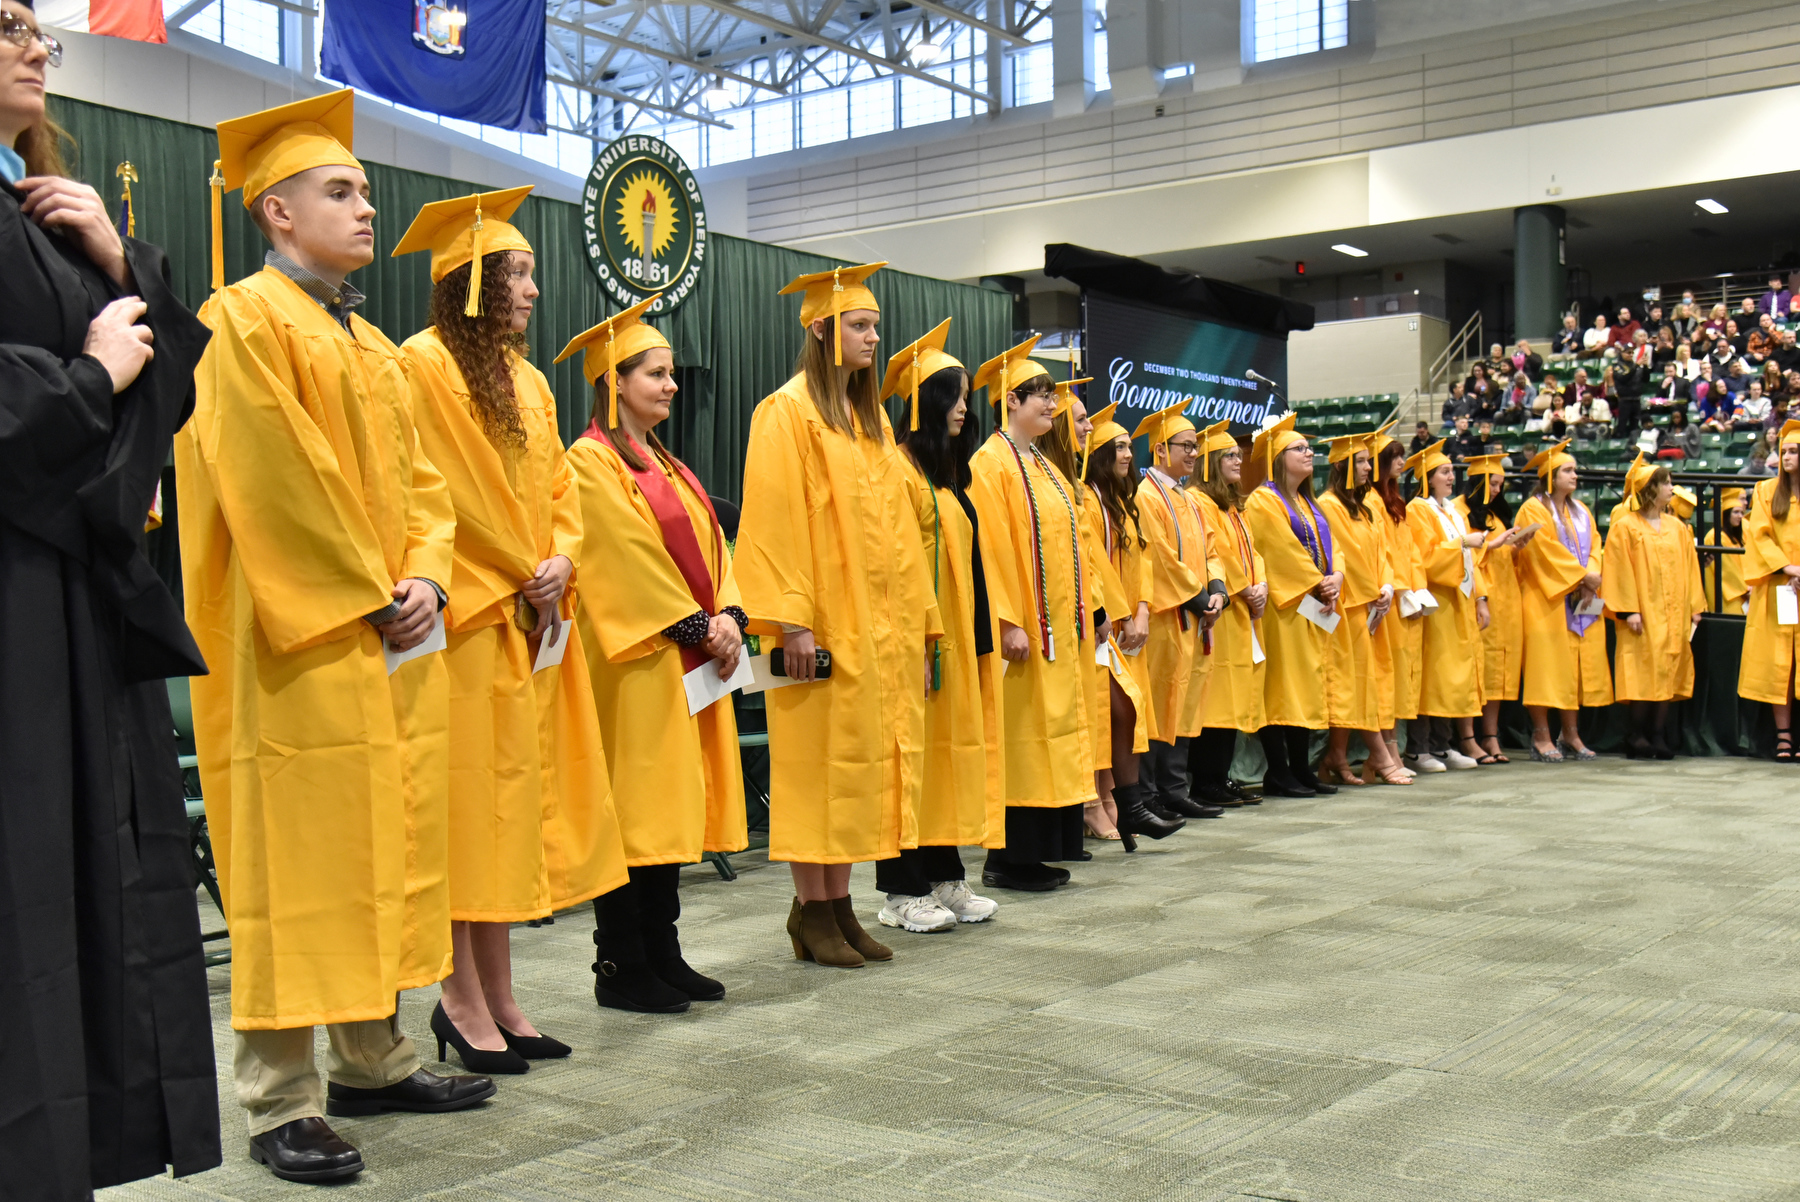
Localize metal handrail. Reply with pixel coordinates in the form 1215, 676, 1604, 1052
1426, 309, 1483, 397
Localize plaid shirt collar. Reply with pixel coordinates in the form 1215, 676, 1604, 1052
264, 251, 365, 330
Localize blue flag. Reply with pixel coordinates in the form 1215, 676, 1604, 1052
320, 0, 546, 133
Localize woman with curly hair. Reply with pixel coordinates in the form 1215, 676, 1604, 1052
397, 189, 627, 1070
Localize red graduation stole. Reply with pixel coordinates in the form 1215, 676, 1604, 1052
584, 423, 724, 672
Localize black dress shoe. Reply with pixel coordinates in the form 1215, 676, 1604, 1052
1160, 794, 1216, 819
248, 1117, 363, 1183
325, 1068, 496, 1117
1651, 735, 1675, 760
1293, 768, 1338, 796
1116, 792, 1185, 839
1072, 848, 1094, 861
1225, 780, 1263, 804
496, 1024, 573, 1059
651, 956, 725, 1002
1192, 783, 1245, 807
1261, 772, 1317, 798
595, 959, 692, 1013
431, 1002, 529, 1075
981, 862, 1060, 892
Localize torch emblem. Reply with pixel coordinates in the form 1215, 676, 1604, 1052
614, 169, 677, 287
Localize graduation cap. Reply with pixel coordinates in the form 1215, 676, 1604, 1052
1669, 485, 1698, 521
1722, 486, 1747, 509
1403, 437, 1450, 480
879, 318, 961, 432
1465, 452, 1507, 503
1367, 420, 1403, 483
1322, 432, 1370, 464
554, 294, 669, 428
779, 261, 886, 366
1081, 400, 1124, 482
1622, 450, 1657, 511
1780, 418, 1800, 448
212, 89, 362, 290
1052, 376, 1093, 438
1244, 411, 1307, 491
393, 186, 534, 319
1524, 437, 1575, 483
1130, 398, 1195, 451
1196, 419, 1239, 482
972, 336, 1047, 412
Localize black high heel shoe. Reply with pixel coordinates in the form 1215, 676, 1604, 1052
431, 1002, 529, 1075
495, 1023, 571, 1060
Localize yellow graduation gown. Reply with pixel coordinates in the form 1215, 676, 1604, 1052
1407, 496, 1485, 719
732, 377, 935, 863
1457, 500, 1524, 704
1702, 528, 1748, 614
1106, 498, 1157, 740
1513, 494, 1614, 710
403, 331, 626, 919
177, 267, 455, 1030
1079, 486, 1149, 769
1244, 484, 1337, 729
566, 435, 748, 865
1378, 500, 1424, 723
969, 433, 1095, 806
901, 459, 993, 846
1319, 491, 1386, 731
1738, 477, 1800, 704
1194, 491, 1268, 734
1134, 470, 1215, 741
1604, 510, 1705, 702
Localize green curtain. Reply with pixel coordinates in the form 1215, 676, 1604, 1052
48, 96, 1013, 501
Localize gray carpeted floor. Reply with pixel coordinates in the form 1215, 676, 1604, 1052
109, 755, 1800, 1201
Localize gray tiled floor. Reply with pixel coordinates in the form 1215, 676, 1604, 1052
110, 754, 1800, 1200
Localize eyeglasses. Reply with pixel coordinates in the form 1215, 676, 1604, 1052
1169, 440, 1199, 453
2, 13, 62, 66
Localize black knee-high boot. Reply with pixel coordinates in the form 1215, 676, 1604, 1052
1288, 727, 1335, 794
593, 870, 692, 1013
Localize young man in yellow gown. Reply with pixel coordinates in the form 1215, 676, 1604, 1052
1132, 399, 1227, 821
176, 91, 493, 1184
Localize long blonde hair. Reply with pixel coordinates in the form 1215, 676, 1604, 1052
798, 317, 883, 441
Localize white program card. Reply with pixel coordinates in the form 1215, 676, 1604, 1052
1575, 595, 1605, 618
683, 652, 756, 715
1780, 584, 1799, 627
1298, 593, 1342, 634
532, 612, 570, 673
1250, 627, 1266, 664
384, 609, 447, 676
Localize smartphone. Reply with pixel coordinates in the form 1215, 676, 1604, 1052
769, 647, 833, 679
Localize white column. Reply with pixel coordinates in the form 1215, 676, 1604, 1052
1051, 0, 1096, 117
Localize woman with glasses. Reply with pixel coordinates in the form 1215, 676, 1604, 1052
1, 1, 222, 1189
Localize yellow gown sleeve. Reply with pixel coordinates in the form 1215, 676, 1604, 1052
1742, 479, 1794, 586
399, 423, 455, 590
1245, 487, 1324, 609
1513, 496, 1595, 600
1135, 479, 1204, 612
902, 461, 948, 642
733, 394, 817, 634
1081, 490, 1130, 622
969, 446, 1025, 630
1197, 497, 1248, 593
1406, 500, 1465, 591
1601, 518, 1644, 615
193, 289, 399, 653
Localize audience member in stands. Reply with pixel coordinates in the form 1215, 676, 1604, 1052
1765, 361, 1789, 401
1647, 362, 1691, 412
1534, 372, 1561, 415
1746, 329, 1772, 371
1612, 353, 1649, 431
1481, 344, 1512, 384
1737, 379, 1772, 430
1497, 372, 1532, 425
1775, 332, 1800, 373
1673, 342, 1699, 380
1651, 327, 1677, 370
1529, 392, 1570, 438
1466, 362, 1495, 415
1694, 360, 1723, 424
1584, 313, 1611, 356
1553, 314, 1582, 357
1788, 297, 1800, 329
1410, 422, 1433, 455
1741, 431, 1776, 477
1670, 298, 1699, 341
1609, 306, 1642, 351
1738, 295, 1763, 329
1441, 379, 1472, 427
1702, 302, 1728, 336
1764, 276, 1795, 316
1658, 408, 1700, 461
1632, 415, 1660, 457
1512, 339, 1544, 382
1709, 332, 1738, 377
1448, 414, 1484, 462
1568, 372, 1612, 438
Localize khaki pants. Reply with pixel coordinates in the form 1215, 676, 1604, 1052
234, 1013, 420, 1135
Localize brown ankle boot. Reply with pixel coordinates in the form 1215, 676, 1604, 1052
792, 899, 863, 967
829, 896, 892, 962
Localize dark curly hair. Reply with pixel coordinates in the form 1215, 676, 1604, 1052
429, 253, 529, 452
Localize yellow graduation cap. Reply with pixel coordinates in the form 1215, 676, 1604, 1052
1466, 452, 1507, 503
1079, 399, 1119, 481
1722, 486, 1747, 509
212, 89, 362, 290
1197, 419, 1239, 482
1244, 411, 1307, 491
879, 318, 961, 432
1524, 437, 1575, 483
553, 294, 669, 428
1780, 418, 1800, 448
779, 261, 886, 366
1322, 432, 1370, 465
1368, 420, 1402, 483
1622, 450, 1657, 511
1052, 376, 1093, 436
393, 186, 534, 319
1669, 485, 1697, 521
1130, 398, 1195, 452
972, 336, 1047, 411
1403, 437, 1450, 480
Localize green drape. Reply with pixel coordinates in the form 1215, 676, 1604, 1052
48, 95, 1012, 501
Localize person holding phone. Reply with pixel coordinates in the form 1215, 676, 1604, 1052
1243, 413, 1343, 796
734, 263, 939, 966
968, 338, 1099, 891
1457, 456, 1533, 764
1514, 440, 1612, 762
1739, 420, 1800, 760
396, 190, 628, 1068
1316, 432, 1409, 786
878, 320, 1000, 931
559, 298, 748, 1009
1404, 439, 1490, 770
1606, 459, 1705, 758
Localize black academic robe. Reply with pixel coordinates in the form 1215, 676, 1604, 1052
0, 182, 220, 1197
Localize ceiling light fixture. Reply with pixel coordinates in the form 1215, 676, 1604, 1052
1696, 198, 1728, 214
1331, 243, 1369, 257
911, 39, 943, 65
702, 77, 733, 108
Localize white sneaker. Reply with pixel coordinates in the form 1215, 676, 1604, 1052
877, 893, 957, 932
931, 879, 999, 923
1443, 748, 1480, 770
1409, 753, 1448, 773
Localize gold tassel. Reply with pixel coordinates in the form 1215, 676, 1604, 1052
1080, 428, 1093, 482
208, 159, 225, 291
115, 161, 137, 239
464, 195, 485, 318
910, 371, 920, 432
830, 268, 844, 367
606, 326, 618, 429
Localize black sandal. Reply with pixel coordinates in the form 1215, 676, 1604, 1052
1777, 729, 1795, 763
1461, 738, 1500, 767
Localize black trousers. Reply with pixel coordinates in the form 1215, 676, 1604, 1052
1188, 727, 1239, 789
1142, 736, 1191, 808
984, 803, 1085, 866
1259, 725, 1312, 781
874, 845, 967, 896
592, 863, 682, 967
